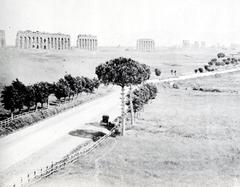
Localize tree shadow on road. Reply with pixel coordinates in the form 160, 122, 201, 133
69, 129, 105, 141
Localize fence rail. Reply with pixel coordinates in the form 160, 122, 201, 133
0, 110, 36, 127
11, 123, 119, 187
0, 93, 99, 129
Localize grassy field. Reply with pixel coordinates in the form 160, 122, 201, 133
0, 47, 232, 86
34, 72, 240, 187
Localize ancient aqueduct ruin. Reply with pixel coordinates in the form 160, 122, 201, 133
0, 30, 6, 48
137, 39, 155, 52
2, 30, 157, 52
16, 31, 71, 50
76, 34, 98, 51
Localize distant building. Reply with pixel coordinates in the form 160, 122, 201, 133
200, 41, 206, 48
16, 30, 71, 50
137, 39, 155, 52
182, 40, 190, 48
193, 41, 200, 48
76, 34, 97, 51
0, 30, 6, 48
230, 43, 240, 49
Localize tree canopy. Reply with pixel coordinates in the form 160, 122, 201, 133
95, 57, 151, 87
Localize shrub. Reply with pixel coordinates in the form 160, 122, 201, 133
154, 68, 161, 77
172, 83, 179, 89
198, 68, 204, 73
211, 58, 217, 62
217, 52, 225, 58
126, 83, 157, 113
208, 61, 213, 66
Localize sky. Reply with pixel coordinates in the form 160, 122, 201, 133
1, 0, 240, 47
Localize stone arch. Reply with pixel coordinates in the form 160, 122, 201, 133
68, 38, 70, 49
54, 38, 57, 49
51, 37, 53, 49
61, 38, 64, 49
24, 36, 27, 48
64, 38, 67, 49
28, 37, 31, 49
47, 38, 50, 49
40, 37, 43, 49
20, 36, 23, 48
58, 38, 60, 50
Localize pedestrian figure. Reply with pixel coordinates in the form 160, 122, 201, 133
171, 70, 173, 75
174, 70, 177, 76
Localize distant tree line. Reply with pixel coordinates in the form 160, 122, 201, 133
195, 52, 240, 73
1, 75, 100, 118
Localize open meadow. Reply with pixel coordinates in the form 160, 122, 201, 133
0, 47, 233, 86
33, 71, 240, 187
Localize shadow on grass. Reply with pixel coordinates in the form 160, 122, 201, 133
69, 129, 106, 141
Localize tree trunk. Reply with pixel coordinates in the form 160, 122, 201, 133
129, 85, 134, 126
47, 98, 49, 109
121, 86, 125, 136
11, 111, 13, 120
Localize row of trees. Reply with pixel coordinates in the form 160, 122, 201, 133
1, 75, 100, 118
96, 57, 151, 135
195, 52, 240, 73
126, 83, 157, 113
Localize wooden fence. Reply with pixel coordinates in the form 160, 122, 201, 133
0, 93, 97, 130
0, 110, 36, 127
10, 124, 119, 187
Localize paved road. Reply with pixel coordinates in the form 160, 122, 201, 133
1, 66, 240, 186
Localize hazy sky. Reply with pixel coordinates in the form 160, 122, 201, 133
1, 0, 240, 46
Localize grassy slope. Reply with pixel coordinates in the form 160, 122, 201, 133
0, 47, 228, 86
35, 72, 240, 187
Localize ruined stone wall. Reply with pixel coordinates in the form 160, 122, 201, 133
137, 39, 155, 52
0, 30, 6, 48
76, 34, 97, 51
16, 31, 71, 50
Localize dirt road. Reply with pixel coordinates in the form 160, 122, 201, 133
0, 87, 121, 186
148, 66, 240, 84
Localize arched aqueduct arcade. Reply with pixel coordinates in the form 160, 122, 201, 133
137, 39, 155, 52
77, 34, 97, 51
16, 31, 71, 50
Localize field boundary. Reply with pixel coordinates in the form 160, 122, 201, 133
11, 122, 120, 187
